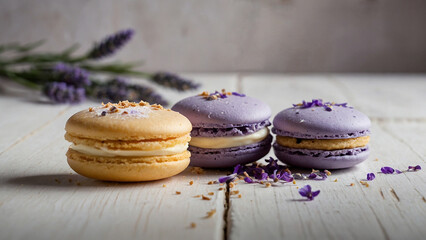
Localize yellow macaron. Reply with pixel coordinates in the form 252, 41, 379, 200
65, 101, 192, 182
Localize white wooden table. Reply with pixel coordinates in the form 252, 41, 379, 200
1, 74, 425, 240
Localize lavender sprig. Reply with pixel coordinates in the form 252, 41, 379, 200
43, 82, 85, 104
89, 77, 168, 105
151, 72, 199, 91
52, 63, 90, 87
88, 29, 134, 59
0, 28, 200, 105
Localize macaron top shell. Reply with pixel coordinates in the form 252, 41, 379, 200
66, 101, 192, 141
172, 94, 271, 128
273, 105, 371, 139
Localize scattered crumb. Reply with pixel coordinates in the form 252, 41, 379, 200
54, 178, 60, 184
311, 169, 320, 174
360, 181, 370, 187
206, 209, 216, 218
199, 91, 209, 96
190, 222, 197, 228
219, 183, 224, 186
189, 180, 194, 186
208, 192, 214, 196
265, 182, 272, 188
202, 195, 211, 200
193, 195, 201, 198
230, 190, 240, 195
76, 182, 81, 186
350, 183, 355, 186
162, 184, 166, 188
296, 187, 299, 189
191, 167, 205, 174
292, 180, 296, 184
334, 179, 338, 182
324, 170, 332, 176
229, 182, 235, 188
374, 158, 379, 161
208, 180, 218, 185
218, 187, 224, 190
238, 194, 242, 198
176, 191, 181, 195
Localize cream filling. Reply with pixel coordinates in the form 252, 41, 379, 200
190, 127, 269, 149
70, 143, 188, 157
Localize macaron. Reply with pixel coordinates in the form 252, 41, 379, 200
272, 99, 371, 169
65, 101, 192, 182
172, 90, 272, 168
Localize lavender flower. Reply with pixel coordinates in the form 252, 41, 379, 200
292, 99, 350, 111
299, 185, 320, 201
395, 169, 402, 174
218, 164, 243, 183
244, 176, 254, 183
271, 170, 293, 183
88, 29, 134, 59
408, 165, 421, 171
367, 173, 375, 181
52, 63, 90, 87
151, 72, 199, 91
307, 172, 327, 180
90, 77, 167, 105
232, 92, 246, 97
381, 166, 395, 174
43, 82, 85, 104
218, 173, 237, 183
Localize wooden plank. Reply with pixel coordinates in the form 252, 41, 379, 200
0, 74, 237, 240
227, 75, 426, 240
331, 74, 426, 119
0, 83, 70, 153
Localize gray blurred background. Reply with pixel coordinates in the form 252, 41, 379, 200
1, 0, 425, 73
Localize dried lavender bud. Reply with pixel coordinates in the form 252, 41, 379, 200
88, 29, 134, 59
43, 82, 85, 104
52, 62, 90, 87
151, 72, 199, 91
89, 77, 168, 105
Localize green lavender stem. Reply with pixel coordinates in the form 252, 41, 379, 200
0, 68, 40, 89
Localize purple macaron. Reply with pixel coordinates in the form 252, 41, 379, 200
272, 99, 371, 169
172, 90, 272, 168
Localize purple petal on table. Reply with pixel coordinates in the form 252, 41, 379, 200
298, 185, 311, 197
367, 173, 375, 181
408, 165, 422, 171
218, 173, 237, 183
244, 177, 254, 183
381, 166, 395, 174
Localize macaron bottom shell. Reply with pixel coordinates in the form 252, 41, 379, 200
188, 135, 272, 168
67, 149, 190, 182
273, 143, 369, 169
